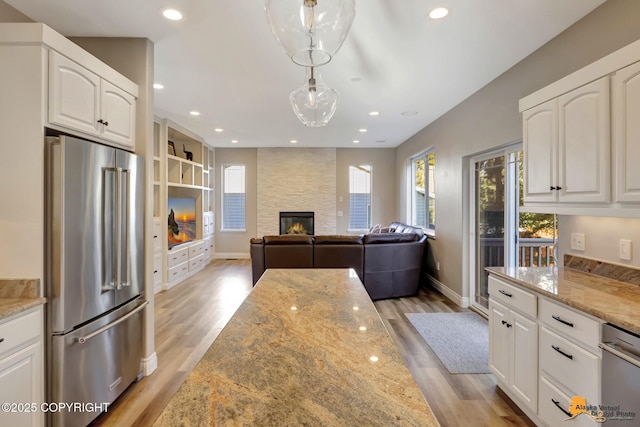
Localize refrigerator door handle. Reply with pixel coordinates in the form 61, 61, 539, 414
102, 167, 117, 292
115, 167, 123, 290
76, 300, 148, 344
122, 168, 131, 287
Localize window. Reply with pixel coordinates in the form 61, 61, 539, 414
349, 165, 371, 230
222, 164, 245, 230
411, 151, 435, 231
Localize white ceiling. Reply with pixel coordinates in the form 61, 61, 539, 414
7, 0, 606, 148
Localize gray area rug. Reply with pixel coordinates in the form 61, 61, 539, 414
405, 312, 490, 374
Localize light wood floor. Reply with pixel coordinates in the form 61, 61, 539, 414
91, 259, 534, 427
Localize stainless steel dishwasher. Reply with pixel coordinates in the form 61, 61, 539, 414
599, 323, 640, 426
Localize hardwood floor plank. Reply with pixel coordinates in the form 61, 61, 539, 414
90, 260, 534, 427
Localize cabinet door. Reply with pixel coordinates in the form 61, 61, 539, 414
511, 310, 538, 413
0, 342, 43, 427
49, 51, 101, 137
558, 77, 610, 203
613, 61, 640, 202
489, 300, 510, 383
101, 80, 136, 149
523, 99, 558, 202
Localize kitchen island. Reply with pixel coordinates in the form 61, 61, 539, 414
154, 268, 439, 426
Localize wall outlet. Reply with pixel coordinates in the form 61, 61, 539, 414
620, 239, 632, 261
571, 233, 585, 251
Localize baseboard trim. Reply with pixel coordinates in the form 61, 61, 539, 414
142, 352, 158, 376
425, 274, 470, 308
213, 252, 250, 259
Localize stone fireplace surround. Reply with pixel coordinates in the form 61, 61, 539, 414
257, 148, 336, 236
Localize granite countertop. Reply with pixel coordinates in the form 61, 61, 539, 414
154, 268, 439, 426
0, 279, 46, 321
486, 266, 640, 335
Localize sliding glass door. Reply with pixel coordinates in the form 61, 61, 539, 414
470, 146, 557, 313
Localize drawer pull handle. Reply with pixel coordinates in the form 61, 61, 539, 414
552, 398, 572, 417
552, 315, 574, 328
0, 338, 4, 343
154, 270, 158, 274
552, 345, 573, 360
499, 289, 513, 298
501, 320, 512, 328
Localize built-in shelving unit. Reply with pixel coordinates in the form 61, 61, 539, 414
152, 118, 215, 293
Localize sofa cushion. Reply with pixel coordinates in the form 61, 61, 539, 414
263, 235, 313, 245
363, 232, 418, 244
369, 224, 394, 234
314, 235, 364, 244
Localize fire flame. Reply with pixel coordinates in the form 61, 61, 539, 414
287, 222, 307, 234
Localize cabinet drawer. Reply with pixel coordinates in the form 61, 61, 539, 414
153, 220, 162, 252
153, 252, 162, 286
189, 241, 204, 257
540, 298, 600, 350
488, 276, 537, 318
168, 261, 189, 282
540, 326, 600, 401
167, 246, 189, 268
189, 254, 204, 271
0, 308, 42, 358
539, 376, 593, 427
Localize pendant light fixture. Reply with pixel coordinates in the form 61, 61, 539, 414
289, 67, 338, 127
265, 0, 356, 67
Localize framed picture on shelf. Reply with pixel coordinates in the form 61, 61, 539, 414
168, 141, 176, 156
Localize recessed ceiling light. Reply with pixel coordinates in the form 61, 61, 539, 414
353, 140, 360, 144
401, 111, 418, 116
153, 83, 164, 89
214, 128, 224, 132
231, 140, 238, 144
429, 7, 449, 20
189, 111, 200, 116
290, 140, 298, 144
368, 111, 380, 116
358, 128, 367, 133
162, 9, 183, 21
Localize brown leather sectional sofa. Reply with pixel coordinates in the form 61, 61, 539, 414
250, 222, 429, 300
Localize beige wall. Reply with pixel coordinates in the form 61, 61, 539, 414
558, 216, 640, 268
215, 148, 258, 256
0, 1, 32, 21
336, 148, 396, 233
395, 0, 640, 301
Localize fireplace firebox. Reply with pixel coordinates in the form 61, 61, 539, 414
280, 212, 314, 235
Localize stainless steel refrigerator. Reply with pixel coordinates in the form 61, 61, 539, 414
45, 135, 147, 427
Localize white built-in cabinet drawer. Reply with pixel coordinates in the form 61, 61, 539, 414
539, 326, 600, 402
539, 376, 593, 427
539, 298, 601, 350
153, 252, 162, 286
168, 261, 189, 282
0, 308, 42, 359
189, 241, 204, 258
189, 254, 204, 271
153, 219, 162, 253
167, 246, 189, 268
488, 276, 537, 318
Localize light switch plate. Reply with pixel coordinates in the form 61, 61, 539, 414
620, 239, 632, 261
571, 233, 585, 251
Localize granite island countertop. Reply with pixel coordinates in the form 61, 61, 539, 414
154, 268, 439, 426
0, 279, 46, 321
486, 266, 640, 335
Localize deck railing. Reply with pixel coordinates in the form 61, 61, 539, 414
480, 237, 555, 267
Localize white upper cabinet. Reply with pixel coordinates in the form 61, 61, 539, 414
613, 61, 640, 202
558, 77, 610, 203
49, 51, 136, 149
523, 77, 610, 205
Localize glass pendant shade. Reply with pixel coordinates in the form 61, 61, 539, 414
265, 0, 356, 67
289, 67, 338, 127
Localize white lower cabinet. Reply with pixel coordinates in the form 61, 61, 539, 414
0, 307, 44, 427
489, 298, 538, 413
